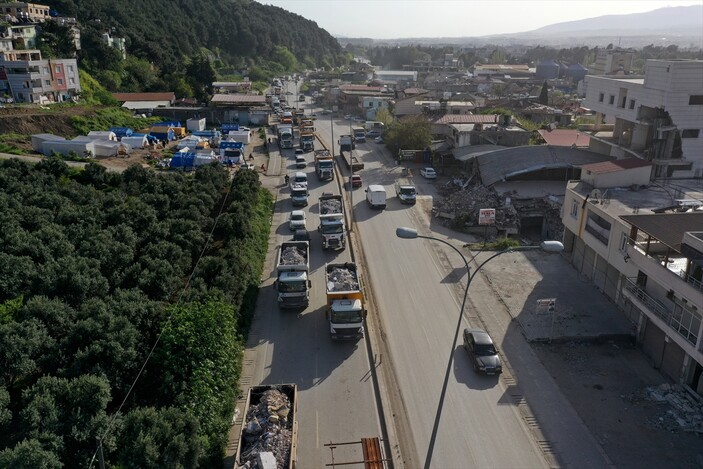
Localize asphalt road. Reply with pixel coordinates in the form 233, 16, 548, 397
239, 84, 382, 468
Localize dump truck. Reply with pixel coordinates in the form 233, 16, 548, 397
300, 131, 315, 152
278, 124, 294, 149
235, 384, 298, 469
276, 241, 310, 308
314, 149, 334, 181
325, 263, 365, 339
395, 178, 417, 204
339, 134, 355, 152
319, 194, 345, 250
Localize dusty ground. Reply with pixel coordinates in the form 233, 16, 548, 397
533, 340, 703, 469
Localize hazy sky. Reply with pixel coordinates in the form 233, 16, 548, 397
262, 0, 702, 39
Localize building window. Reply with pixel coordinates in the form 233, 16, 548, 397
44, 79, 50, 86
55, 66, 61, 73
671, 302, 701, 345
689, 95, 703, 105
598, 92, 604, 102
585, 211, 611, 245
68, 65, 74, 72
608, 95, 615, 105
43, 67, 48, 74
69, 77, 75, 85
629, 99, 636, 109
57, 78, 63, 85
681, 129, 700, 138
619, 232, 628, 253
570, 200, 578, 218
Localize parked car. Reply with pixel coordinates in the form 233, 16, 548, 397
344, 114, 353, 120
420, 167, 437, 179
374, 136, 384, 144
350, 174, 362, 188
321, 109, 332, 115
366, 130, 382, 138
463, 328, 502, 375
288, 210, 307, 231
295, 148, 305, 156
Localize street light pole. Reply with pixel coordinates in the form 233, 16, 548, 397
394, 227, 563, 469
348, 116, 354, 233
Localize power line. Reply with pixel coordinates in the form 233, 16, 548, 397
89, 171, 236, 468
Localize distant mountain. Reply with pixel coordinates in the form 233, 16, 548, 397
516, 5, 703, 37
338, 6, 703, 49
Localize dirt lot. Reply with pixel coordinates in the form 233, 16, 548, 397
533, 339, 703, 468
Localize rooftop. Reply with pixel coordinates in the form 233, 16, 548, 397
620, 213, 703, 252
112, 92, 175, 102
434, 114, 499, 125
211, 94, 267, 104
537, 129, 591, 148
581, 158, 652, 174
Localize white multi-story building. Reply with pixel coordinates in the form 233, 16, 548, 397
583, 59, 703, 179
562, 158, 703, 394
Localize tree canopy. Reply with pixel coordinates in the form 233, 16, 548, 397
0, 158, 272, 467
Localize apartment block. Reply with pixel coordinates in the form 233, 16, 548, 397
583, 59, 703, 179
0, 2, 50, 22
0, 49, 80, 103
562, 158, 703, 394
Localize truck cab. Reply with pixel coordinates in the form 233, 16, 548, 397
395, 180, 417, 204
290, 183, 308, 207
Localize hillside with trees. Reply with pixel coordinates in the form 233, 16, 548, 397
0, 159, 272, 466
42, 0, 346, 98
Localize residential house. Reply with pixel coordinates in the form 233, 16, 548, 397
433, 114, 531, 147
0, 23, 38, 49
102, 32, 126, 60
521, 103, 573, 126
361, 96, 390, 120
0, 2, 50, 22
583, 59, 703, 179
337, 84, 387, 114
209, 93, 268, 125
212, 81, 252, 93
0, 50, 80, 103
112, 92, 175, 112
589, 49, 636, 76
562, 159, 703, 394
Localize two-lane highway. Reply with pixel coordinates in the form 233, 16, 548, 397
316, 114, 549, 468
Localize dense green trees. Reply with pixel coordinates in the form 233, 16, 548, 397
42, 0, 346, 96
383, 115, 432, 155
0, 158, 273, 467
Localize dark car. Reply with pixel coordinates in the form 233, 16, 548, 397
349, 174, 362, 188
463, 328, 502, 375
293, 229, 310, 242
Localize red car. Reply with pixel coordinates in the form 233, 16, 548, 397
350, 174, 362, 188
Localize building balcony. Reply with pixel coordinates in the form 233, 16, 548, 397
623, 278, 702, 353
626, 238, 703, 302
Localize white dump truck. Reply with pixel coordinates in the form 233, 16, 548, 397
276, 241, 310, 309
325, 262, 366, 340
318, 194, 345, 250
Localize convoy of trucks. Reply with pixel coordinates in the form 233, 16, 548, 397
276, 241, 311, 309
235, 384, 298, 469
325, 263, 366, 340
395, 178, 417, 204
314, 149, 334, 181
318, 194, 345, 250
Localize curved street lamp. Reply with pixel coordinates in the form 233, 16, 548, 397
395, 227, 563, 469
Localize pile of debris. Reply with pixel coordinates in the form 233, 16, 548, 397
433, 183, 519, 233
279, 245, 306, 266
640, 383, 703, 434
327, 265, 359, 291
240, 388, 293, 469
320, 197, 342, 215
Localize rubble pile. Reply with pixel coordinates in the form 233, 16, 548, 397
320, 198, 341, 215
280, 246, 306, 265
434, 184, 519, 231
512, 196, 565, 241
327, 266, 359, 291
640, 383, 703, 434
240, 388, 293, 469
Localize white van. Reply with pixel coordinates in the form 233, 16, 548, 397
365, 185, 386, 209
293, 171, 308, 188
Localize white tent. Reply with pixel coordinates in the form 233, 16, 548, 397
42, 140, 96, 157
93, 141, 130, 157
31, 134, 65, 152
87, 131, 117, 141
121, 135, 148, 149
